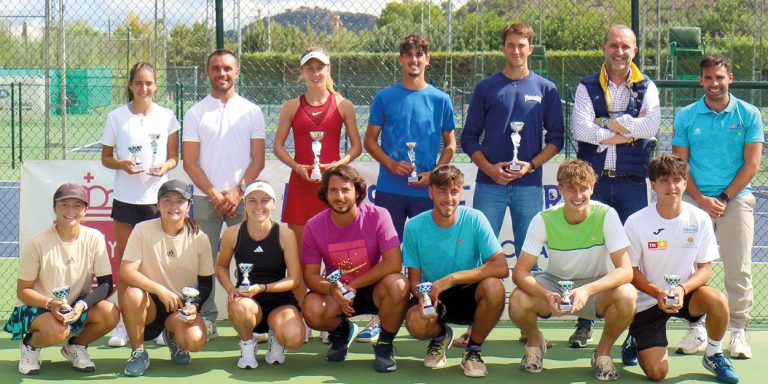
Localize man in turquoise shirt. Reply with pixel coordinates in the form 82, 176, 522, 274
402, 165, 507, 378
672, 53, 764, 360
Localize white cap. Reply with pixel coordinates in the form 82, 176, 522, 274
243, 181, 276, 201
300, 51, 330, 66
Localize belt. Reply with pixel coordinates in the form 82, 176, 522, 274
600, 169, 643, 181
601, 169, 619, 177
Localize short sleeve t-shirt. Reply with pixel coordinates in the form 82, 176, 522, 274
302, 203, 400, 284
122, 219, 214, 297
522, 201, 629, 279
18, 225, 111, 305
182, 94, 266, 196
101, 103, 180, 204
368, 84, 455, 198
625, 202, 719, 312
403, 206, 502, 282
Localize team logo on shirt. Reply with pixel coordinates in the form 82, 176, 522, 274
254, 246, 264, 253
683, 225, 698, 233
683, 236, 697, 248
66, 256, 77, 265
652, 228, 664, 235
524, 95, 542, 103
647, 240, 668, 250
167, 249, 176, 258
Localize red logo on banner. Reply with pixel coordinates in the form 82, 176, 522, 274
79, 172, 119, 284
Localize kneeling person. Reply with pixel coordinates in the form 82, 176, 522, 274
119, 180, 214, 376
403, 165, 508, 378
301, 165, 409, 372
622, 154, 738, 383
508, 160, 636, 381
6, 183, 119, 375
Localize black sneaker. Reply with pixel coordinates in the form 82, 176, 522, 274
569, 323, 593, 348
373, 342, 397, 372
621, 335, 638, 366
326, 319, 359, 362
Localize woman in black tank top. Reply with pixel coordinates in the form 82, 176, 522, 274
214, 181, 306, 368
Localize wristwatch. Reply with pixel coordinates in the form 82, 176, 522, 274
528, 162, 537, 174
239, 183, 247, 193
718, 192, 730, 202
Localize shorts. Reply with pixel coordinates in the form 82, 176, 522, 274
534, 272, 603, 321
408, 283, 479, 325
629, 291, 704, 351
4, 297, 88, 340
252, 292, 301, 334
346, 285, 378, 317
143, 293, 173, 341
111, 199, 160, 226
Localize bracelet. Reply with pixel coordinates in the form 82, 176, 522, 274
262, 284, 268, 293
75, 300, 88, 312
44, 297, 53, 311
676, 284, 687, 297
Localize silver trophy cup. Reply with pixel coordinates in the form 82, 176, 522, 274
406, 142, 419, 183
148, 132, 162, 174
51, 285, 72, 315
508, 122, 524, 171
238, 263, 254, 292
415, 282, 436, 318
310, 131, 325, 181
664, 274, 681, 306
177, 287, 200, 322
128, 145, 143, 171
557, 280, 574, 312
326, 270, 355, 299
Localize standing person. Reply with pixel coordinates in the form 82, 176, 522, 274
273, 48, 362, 342
621, 154, 739, 383
672, 53, 763, 360
571, 24, 660, 347
182, 49, 266, 338
5, 183, 119, 375
215, 181, 305, 368
403, 165, 508, 378
301, 165, 409, 372
508, 160, 636, 381
119, 180, 213, 377
364, 33, 456, 241
101, 61, 180, 347
459, 22, 565, 345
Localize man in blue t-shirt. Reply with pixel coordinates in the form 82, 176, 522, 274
364, 34, 456, 241
402, 165, 508, 378
672, 53, 764, 360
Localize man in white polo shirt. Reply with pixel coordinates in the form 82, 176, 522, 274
182, 49, 266, 338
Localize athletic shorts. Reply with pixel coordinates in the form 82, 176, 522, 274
111, 199, 159, 226
534, 272, 603, 321
144, 293, 174, 341
629, 291, 704, 351
4, 296, 88, 340
409, 283, 479, 325
251, 292, 300, 334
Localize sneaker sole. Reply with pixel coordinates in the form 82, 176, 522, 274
124, 362, 150, 377
108, 339, 127, 347
569, 338, 593, 348
356, 335, 380, 343
461, 363, 488, 377
729, 351, 751, 360
675, 347, 705, 355
265, 357, 285, 365
19, 368, 40, 375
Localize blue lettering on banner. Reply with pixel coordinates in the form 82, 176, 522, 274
544, 184, 561, 208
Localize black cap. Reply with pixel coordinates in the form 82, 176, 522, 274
158, 180, 192, 200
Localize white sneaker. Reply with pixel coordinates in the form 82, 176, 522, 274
108, 321, 128, 347
254, 333, 268, 343
320, 331, 330, 344
19, 342, 41, 375
154, 332, 166, 346
205, 319, 219, 340
265, 329, 286, 364
237, 338, 258, 369
729, 330, 752, 359
61, 343, 96, 372
676, 325, 707, 354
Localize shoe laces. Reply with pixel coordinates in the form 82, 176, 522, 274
240, 341, 256, 359
426, 339, 444, 356
269, 334, 285, 354
129, 349, 145, 362
574, 323, 591, 336
464, 349, 484, 363
365, 317, 380, 330
708, 353, 733, 370
20, 345, 38, 364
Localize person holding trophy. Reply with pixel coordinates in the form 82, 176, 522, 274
402, 165, 508, 378
215, 181, 305, 369
5, 183, 119, 375
621, 154, 738, 383
301, 165, 408, 372
508, 160, 636, 381
118, 180, 214, 376
100, 61, 180, 346
363, 34, 456, 241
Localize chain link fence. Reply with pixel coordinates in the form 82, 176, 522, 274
0, 0, 766, 322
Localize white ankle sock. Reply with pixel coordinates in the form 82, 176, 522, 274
705, 338, 722, 357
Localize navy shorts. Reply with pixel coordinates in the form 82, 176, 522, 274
628, 291, 704, 351
111, 199, 159, 226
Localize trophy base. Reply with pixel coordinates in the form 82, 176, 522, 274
148, 166, 162, 174
408, 176, 420, 183
177, 311, 194, 322
131, 165, 144, 172
342, 291, 355, 300
422, 306, 436, 317
665, 297, 677, 306
310, 174, 322, 181
559, 303, 572, 312
508, 164, 522, 172
239, 285, 251, 293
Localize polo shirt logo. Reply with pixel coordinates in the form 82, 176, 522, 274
693, 128, 702, 135
647, 240, 668, 250
524, 95, 542, 103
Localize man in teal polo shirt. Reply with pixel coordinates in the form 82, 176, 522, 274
672, 53, 764, 360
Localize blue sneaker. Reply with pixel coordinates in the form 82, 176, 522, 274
124, 348, 150, 376
163, 329, 191, 365
326, 318, 359, 362
356, 317, 381, 343
621, 335, 638, 366
702, 353, 739, 383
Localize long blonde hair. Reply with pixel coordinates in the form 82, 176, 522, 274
300, 47, 337, 95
